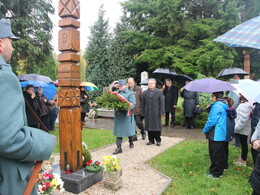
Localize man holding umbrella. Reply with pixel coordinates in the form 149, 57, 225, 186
0, 19, 55, 194
163, 79, 178, 128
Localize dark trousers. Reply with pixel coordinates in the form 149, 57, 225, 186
208, 141, 225, 177
148, 131, 161, 143
223, 142, 229, 169
50, 108, 59, 130
239, 134, 248, 161
81, 112, 86, 122
134, 115, 145, 135
252, 147, 259, 165
184, 117, 195, 128
165, 110, 175, 125
116, 136, 133, 144
234, 133, 241, 146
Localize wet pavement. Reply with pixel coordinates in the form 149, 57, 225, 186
83, 118, 205, 140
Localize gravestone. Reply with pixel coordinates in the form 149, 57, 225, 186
140, 71, 148, 91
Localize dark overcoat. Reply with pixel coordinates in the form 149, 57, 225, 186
113, 88, 136, 137
130, 85, 143, 116
80, 90, 89, 113
23, 91, 41, 127
163, 85, 178, 112
0, 56, 56, 195
180, 89, 199, 117
142, 88, 165, 131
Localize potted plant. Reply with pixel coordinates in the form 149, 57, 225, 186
102, 155, 122, 190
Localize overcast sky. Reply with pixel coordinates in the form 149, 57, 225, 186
50, 0, 126, 53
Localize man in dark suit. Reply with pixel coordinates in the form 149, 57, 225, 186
142, 78, 165, 146
128, 77, 146, 140
163, 79, 178, 128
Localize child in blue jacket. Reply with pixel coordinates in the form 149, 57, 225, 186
203, 92, 228, 179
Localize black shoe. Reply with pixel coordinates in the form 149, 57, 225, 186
113, 144, 122, 154
163, 124, 169, 127
142, 134, 146, 140
184, 126, 190, 129
147, 142, 154, 145
156, 142, 161, 146
190, 126, 194, 129
171, 124, 175, 128
133, 135, 138, 141
129, 143, 134, 148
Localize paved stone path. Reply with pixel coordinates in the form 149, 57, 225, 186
59, 136, 184, 195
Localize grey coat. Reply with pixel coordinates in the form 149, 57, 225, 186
113, 88, 136, 137
0, 56, 56, 195
142, 88, 165, 131
180, 89, 199, 117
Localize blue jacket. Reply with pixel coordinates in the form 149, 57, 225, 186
203, 101, 229, 141
0, 56, 56, 195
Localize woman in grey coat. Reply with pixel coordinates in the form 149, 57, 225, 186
180, 80, 199, 129
113, 80, 136, 154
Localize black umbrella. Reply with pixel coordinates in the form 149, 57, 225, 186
152, 68, 177, 76
216, 67, 249, 79
174, 74, 193, 86
139, 78, 163, 85
18, 73, 53, 83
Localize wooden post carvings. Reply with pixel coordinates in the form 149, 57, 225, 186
58, 0, 82, 172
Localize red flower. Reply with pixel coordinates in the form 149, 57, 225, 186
48, 174, 53, 179
86, 162, 91, 166
42, 186, 47, 191
119, 97, 125, 101
96, 162, 101, 165
89, 160, 93, 163
45, 182, 51, 187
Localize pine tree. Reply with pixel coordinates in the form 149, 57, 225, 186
108, 15, 136, 83
84, 5, 111, 98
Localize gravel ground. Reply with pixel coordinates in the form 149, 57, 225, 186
61, 136, 184, 195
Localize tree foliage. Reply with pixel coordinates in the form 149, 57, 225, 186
0, 0, 56, 80
84, 5, 111, 98
121, 0, 260, 79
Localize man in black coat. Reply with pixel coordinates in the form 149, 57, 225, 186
163, 79, 178, 128
142, 78, 165, 146
23, 85, 41, 128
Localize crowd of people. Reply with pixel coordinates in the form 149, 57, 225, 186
111, 77, 199, 154
23, 84, 59, 131
1, 18, 260, 195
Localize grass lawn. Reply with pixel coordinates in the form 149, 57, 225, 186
149, 140, 253, 195
50, 126, 115, 153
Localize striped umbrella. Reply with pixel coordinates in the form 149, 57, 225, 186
213, 16, 260, 49
80, 82, 99, 91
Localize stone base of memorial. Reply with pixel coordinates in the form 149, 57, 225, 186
60, 168, 103, 194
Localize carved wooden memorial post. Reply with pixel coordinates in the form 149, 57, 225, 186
58, 0, 82, 172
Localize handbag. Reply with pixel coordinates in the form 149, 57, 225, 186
194, 106, 203, 114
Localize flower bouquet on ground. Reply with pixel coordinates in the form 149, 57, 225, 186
85, 160, 102, 172
96, 92, 131, 113
37, 162, 64, 194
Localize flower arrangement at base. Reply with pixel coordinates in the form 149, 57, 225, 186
96, 92, 130, 112
85, 160, 102, 172
37, 162, 64, 194
102, 155, 120, 172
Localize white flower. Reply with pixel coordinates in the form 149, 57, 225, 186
82, 142, 88, 149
